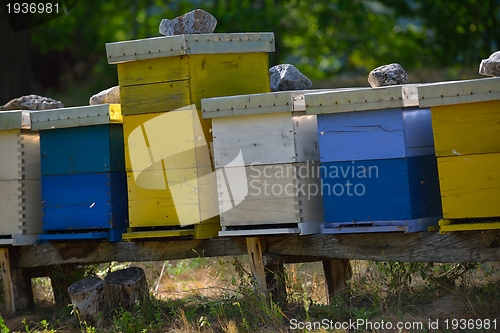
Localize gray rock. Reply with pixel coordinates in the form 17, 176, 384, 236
89, 86, 120, 105
368, 63, 409, 87
269, 64, 313, 92
0, 94, 64, 111
479, 51, 500, 77
159, 9, 217, 36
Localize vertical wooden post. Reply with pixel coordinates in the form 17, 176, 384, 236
246, 237, 287, 304
0, 247, 34, 313
246, 237, 267, 291
322, 259, 351, 304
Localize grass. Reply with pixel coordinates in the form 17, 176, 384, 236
1, 257, 500, 333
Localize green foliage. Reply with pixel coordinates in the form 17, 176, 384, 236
0, 315, 9, 333
28, 0, 498, 98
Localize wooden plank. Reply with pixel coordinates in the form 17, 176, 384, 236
117, 55, 190, 87
211, 112, 295, 167
292, 114, 320, 162
30, 104, 122, 130
41, 172, 128, 231
246, 237, 267, 291
0, 179, 42, 238
0, 247, 34, 313
201, 91, 325, 119
0, 110, 31, 130
418, 77, 500, 108
439, 219, 500, 233
305, 84, 419, 115
120, 80, 191, 115
219, 227, 300, 236
323, 259, 351, 302
188, 52, 270, 110
321, 155, 441, 222
106, 33, 275, 64
0, 129, 22, 180
438, 153, 500, 219
40, 125, 124, 175
15, 231, 500, 267
430, 100, 500, 157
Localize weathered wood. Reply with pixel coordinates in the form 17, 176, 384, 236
0, 247, 33, 313
102, 267, 147, 315
246, 237, 267, 291
262, 254, 287, 305
15, 231, 500, 268
49, 264, 86, 309
68, 276, 104, 324
322, 259, 351, 303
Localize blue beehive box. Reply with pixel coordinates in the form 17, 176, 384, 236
305, 85, 442, 233
31, 104, 127, 241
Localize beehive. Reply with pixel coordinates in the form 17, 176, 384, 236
0, 110, 41, 245
106, 33, 274, 115
105, 33, 274, 239
305, 85, 442, 233
202, 91, 326, 236
31, 104, 127, 241
418, 77, 500, 232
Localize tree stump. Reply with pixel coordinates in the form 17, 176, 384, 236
102, 266, 147, 314
67, 276, 104, 324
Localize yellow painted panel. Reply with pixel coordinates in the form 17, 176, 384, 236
120, 80, 191, 115
438, 219, 500, 233
438, 153, 500, 219
431, 100, 500, 157
194, 222, 221, 239
188, 52, 270, 109
117, 56, 190, 87
122, 229, 195, 240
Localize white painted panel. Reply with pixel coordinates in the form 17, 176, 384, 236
0, 110, 31, 130
20, 131, 41, 180
296, 161, 324, 223
292, 114, 320, 162
0, 130, 21, 181
212, 113, 295, 166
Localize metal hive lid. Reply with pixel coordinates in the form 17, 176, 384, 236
304, 84, 419, 115
106, 32, 275, 64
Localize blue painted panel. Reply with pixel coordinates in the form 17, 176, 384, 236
38, 227, 126, 242
317, 107, 435, 162
407, 154, 442, 218
321, 155, 442, 223
321, 158, 412, 221
317, 108, 405, 162
40, 124, 125, 175
41, 172, 128, 231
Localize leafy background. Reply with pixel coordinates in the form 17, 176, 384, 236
1, 0, 499, 106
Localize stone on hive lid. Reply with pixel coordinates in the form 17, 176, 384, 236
269, 64, 312, 92
368, 63, 409, 87
479, 51, 500, 77
159, 9, 217, 36
0, 94, 63, 111
89, 86, 120, 105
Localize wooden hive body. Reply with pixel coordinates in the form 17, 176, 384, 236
418, 78, 500, 224
202, 91, 329, 235
31, 105, 127, 241
0, 111, 42, 245
122, 108, 218, 230
106, 33, 275, 238
305, 85, 442, 233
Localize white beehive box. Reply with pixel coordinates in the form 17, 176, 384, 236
202, 91, 329, 236
0, 110, 42, 245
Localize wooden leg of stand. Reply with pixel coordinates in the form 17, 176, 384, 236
246, 237, 267, 292
323, 259, 351, 304
0, 247, 34, 313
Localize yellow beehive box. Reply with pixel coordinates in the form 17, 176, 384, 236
418, 77, 500, 223
122, 106, 219, 239
106, 33, 274, 115
0, 110, 42, 245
